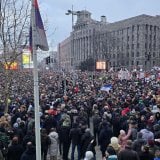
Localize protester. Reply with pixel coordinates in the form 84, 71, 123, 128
118, 140, 140, 160
0, 69, 159, 160
7, 136, 24, 160
138, 145, 154, 160
20, 142, 36, 160
48, 128, 59, 160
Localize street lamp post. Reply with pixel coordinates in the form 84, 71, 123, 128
65, 5, 79, 30
65, 6, 79, 71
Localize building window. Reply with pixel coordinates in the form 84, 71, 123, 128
127, 52, 129, 57
137, 43, 140, 48
153, 52, 155, 57
132, 35, 134, 41
153, 44, 156, 50
132, 44, 134, 49
153, 61, 155, 66
145, 34, 147, 40
136, 61, 139, 65
132, 25, 135, 32
137, 25, 139, 31
136, 52, 139, 57
146, 24, 148, 31
145, 43, 147, 49
131, 61, 134, 65
154, 35, 156, 40
127, 36, 129, 41
150, 35, 152, 41
145, 61, 147, 65
132, 52, 134, 57
137, 34, 139, 41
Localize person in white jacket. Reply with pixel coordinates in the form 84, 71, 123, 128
48, 128, 59, 160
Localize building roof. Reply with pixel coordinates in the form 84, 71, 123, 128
106, 14, 160, 31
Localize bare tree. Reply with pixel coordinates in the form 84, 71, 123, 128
0, 0, 30, 113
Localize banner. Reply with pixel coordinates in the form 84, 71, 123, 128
4, 62, 18, 70
22, 50, 33, 68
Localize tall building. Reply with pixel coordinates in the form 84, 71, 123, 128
58, 11, 160, 71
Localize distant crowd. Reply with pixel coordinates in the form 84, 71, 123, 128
0, 69, 160, 160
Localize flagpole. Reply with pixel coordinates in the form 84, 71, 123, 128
31, 0, 42, 160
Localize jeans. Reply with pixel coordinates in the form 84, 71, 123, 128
71, 143, 81, 160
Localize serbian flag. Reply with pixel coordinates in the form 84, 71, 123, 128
100, 84, 112, 92
30, 0, 49, 51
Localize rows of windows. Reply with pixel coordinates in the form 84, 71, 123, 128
111, 60, 156, 67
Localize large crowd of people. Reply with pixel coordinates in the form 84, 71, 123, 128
0, 69, 160, 160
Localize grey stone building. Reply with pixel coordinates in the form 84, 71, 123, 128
58, 11, 160, 71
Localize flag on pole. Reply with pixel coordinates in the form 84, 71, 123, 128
100, 84, 112, 92
30, 0, 49, 51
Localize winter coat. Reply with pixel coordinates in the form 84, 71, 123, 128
7, 143, 24, 160
70, 127, 82, 145
99, 125, 113, 148
118, 148, 140, 160
20, 146, 36, 160
48, 131, 59, 156
140, 129, 154, 141
41, 133, 51, 152
81, 131, 94, 158
132, 133, 147, 154
92, 114, 101, 131
130, 128, 138, 141
59, 125, 70, 143
139, 151, 154, 160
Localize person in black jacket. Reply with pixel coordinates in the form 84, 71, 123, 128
7, 136, 24, 160
59, 124, 71, 160
41, 129, 51, 160
80, 128, 94, 159
20, 142, 36, 160
70, 123, 82, 160
138, 145, 154, 160
98, 121, 113, 158
118, 140, 140, 160
92, 112, 101, 144
132, 132, 147, 154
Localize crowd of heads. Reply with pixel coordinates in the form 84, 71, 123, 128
0, 69, 159, 159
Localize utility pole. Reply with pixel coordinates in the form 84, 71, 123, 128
65, 5, 79, 71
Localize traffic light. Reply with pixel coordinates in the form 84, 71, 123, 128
45, 56, 51, 64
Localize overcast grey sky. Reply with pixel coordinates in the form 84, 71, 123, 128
39, 0, 160, 51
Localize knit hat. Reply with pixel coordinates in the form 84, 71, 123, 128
84, 151, 94, 160
110, 137, 119, 145
13, 122, 19, 128
16, 117, 21, 123
49, 131, 58, 139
